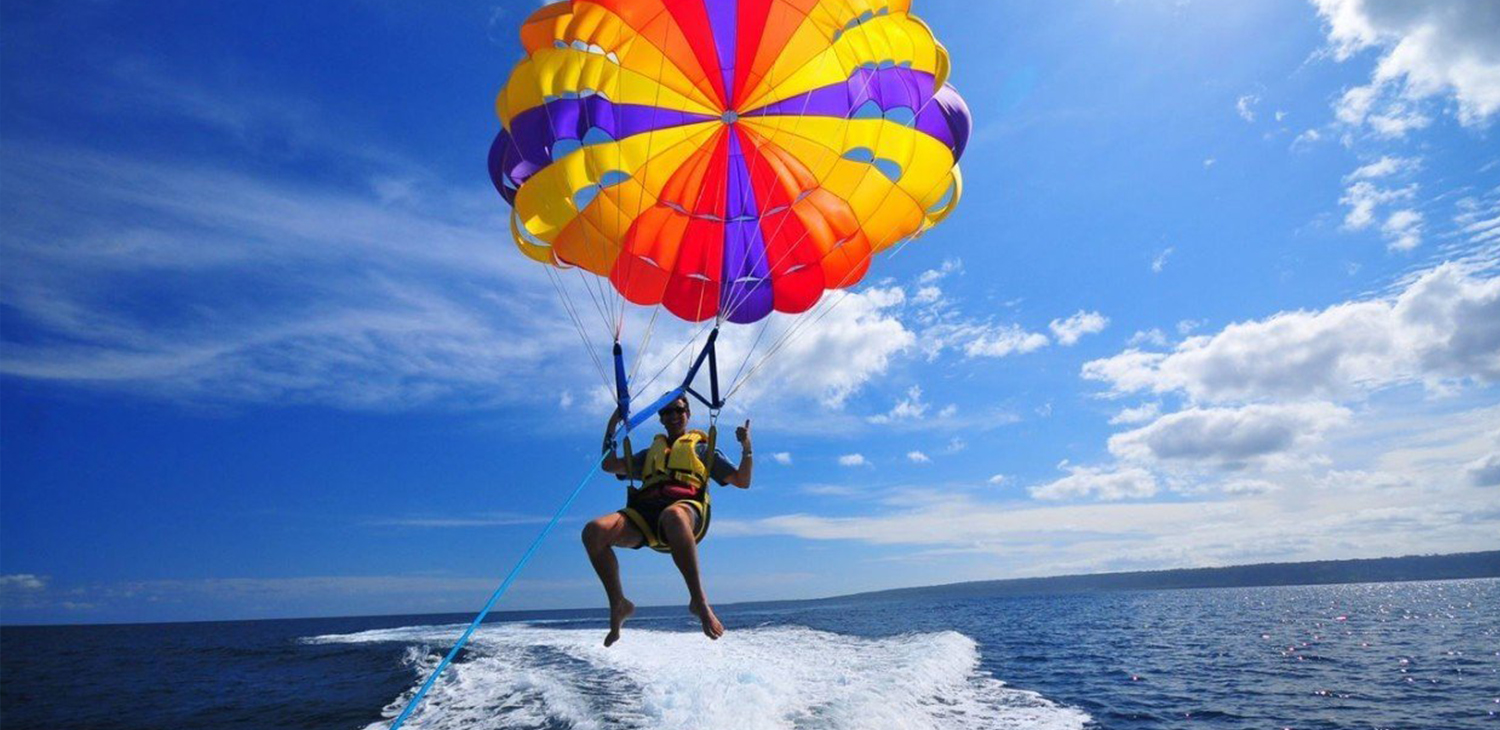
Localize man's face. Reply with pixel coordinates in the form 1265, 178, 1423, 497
659, 401, 689, 433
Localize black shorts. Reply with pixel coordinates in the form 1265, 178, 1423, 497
619, 489, 709, 551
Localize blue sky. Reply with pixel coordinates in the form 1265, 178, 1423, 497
2, 0, 1497, 625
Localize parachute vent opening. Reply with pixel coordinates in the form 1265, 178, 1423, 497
554, 39, 619, 64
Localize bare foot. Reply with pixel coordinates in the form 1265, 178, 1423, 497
604, 598, 635, 647
689, 598, 724, 640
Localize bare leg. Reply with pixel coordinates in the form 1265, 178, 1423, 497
659, 503, 724, 640
582, 514, 640, 647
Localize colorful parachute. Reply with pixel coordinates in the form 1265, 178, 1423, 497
490, 0, 970, 324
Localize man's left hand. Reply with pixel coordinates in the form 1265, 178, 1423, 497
736, 419, 752, 451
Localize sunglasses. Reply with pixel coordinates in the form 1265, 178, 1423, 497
659, 407, 689, 417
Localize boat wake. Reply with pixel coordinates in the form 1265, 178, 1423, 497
308, 622, 1089, 730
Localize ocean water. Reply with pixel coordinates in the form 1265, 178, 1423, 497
3, 579, 1497, 729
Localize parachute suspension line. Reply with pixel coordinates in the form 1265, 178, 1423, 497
630, 315, 720, 402
384, 451, 608, 730
544, 265, 612, 390
729, 312, 775, 394
628, 306, 662, 386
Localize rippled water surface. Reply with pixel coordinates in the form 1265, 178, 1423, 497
3, 579, 1496, 729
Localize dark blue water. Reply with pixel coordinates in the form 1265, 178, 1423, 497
3, 579, 1497, 729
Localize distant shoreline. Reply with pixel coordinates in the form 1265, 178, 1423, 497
807, 549, 1500, 604
5, 550, 1497, 628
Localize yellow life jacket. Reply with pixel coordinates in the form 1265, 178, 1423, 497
640, 429, 714, 492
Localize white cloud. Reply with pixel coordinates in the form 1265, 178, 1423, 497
1314, 0, 1500, 128
719, 402, 1500, 572
1382, 208, 1424, 250
1346, 155, 1422, 180
1107, 402, 1352, 468
986, 474, 1010, 485
913, 286, 943, 304
868, 385, 929, 424
651, 286, 915, 411
921, 320, 1050, 360
917, 258, 963, 284
907, 450, 932, 464
1340, 180, 1417, 230
944, 437, 967, 453
1176, 319, 1204, 335
1049, 311, 1110, 346
1338, 156, 1423, 249
1030, 462, 1160, 501
1152, 247, 1174, 273
1129, 329, 1169, 347
0, 148, 584, 409
838, 453, 869, 467
1293, 128, 1324, 148
1237, 94, 1260, 122
1083, 264, 1500, 402
771, 452, 793, 465
1109, 402, 1162, 425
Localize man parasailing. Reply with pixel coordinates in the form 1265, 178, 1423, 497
583, 396, 752, 647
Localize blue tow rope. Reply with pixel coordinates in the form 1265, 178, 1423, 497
386, 454, 606, 729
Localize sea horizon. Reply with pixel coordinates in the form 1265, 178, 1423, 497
7, 549, 1495, 629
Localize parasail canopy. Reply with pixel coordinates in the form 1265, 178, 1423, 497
490, 0, 971, 325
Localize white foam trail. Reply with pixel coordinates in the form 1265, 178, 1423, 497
312, 623, 1089, 730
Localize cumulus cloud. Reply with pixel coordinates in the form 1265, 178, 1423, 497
1109, 402, 1162, 425
658, 286, 914, 410
907, 450, 932, 464
771, 452, 793, 465
868, 385, 929, 424
1030, 462, 1160, 501
1381, 208, 1424, 251
1049, 311, 1110, 346
838, 453, 869, 467
1107, 402, 1352, 468
1341, 180, 1417, 230
1338, 156, 1423, 248
1082, 264, 1500, 402
1314, 0, 1500, 128
1129, 329, 1169, 348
